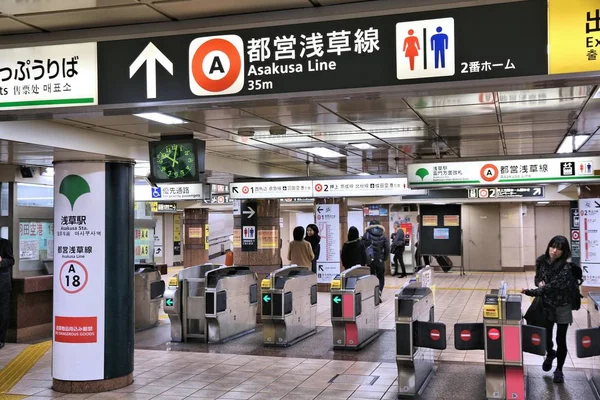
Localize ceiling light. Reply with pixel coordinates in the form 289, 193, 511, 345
350, 143, 376, 150
134, 112, 186, 125
300, 147, 346, 158
41, 167, 54, 177
357, 172, 370, 176
537, 201, 550, 205
556, 135, 590, 154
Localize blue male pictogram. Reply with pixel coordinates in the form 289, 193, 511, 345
430, 26, 448, 69
151, 187, 162, 199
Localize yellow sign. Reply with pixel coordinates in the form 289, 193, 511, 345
261, 279, 271, 289
258, 229, 278, 249
422, 215, 438, 227
137, 245, 149, 257
483, 304, 499, 319
549, 0, 600, 74
233, 229, 241, 249
173, 214, 181, 242
330, 279, 341, 289
189, 227, 202, 239
444, 215, 460, 227
168, 276, 178, 287
204, 224, 209, 250
149, 202, 158, 212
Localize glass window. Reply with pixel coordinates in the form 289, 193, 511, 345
19, 221, 53, 261
17, 183, 53, 207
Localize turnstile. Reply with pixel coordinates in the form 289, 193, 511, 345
134, 264, 165, 332
261, 266, 318, 346
455, 283, 546, 400
575, 292, 600, 398
205, 265, 258, 343
163, 263, 220, 342
330, 265, 380, 349
396, 267, 446, 398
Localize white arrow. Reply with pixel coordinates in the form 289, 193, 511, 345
243, 206, 255, 219
129, 42, 173, 99
533, 188, 541, 196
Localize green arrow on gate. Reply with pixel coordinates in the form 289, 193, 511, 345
165, 298, 173, 307
263, 295, 271, 303
333, 296, 341, 304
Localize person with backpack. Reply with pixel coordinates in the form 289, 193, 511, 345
341, 226, 367, 270
391, 222, 406, 278
521, 235, 582, 384
362, 220, 390, 297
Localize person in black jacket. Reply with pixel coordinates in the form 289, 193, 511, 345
362, 220, 390, 296
0, 237, 15, 349
341, 226, 367, 270
391, 222, 406, 278
522, 235, 575, 384
305, 224, 321, 274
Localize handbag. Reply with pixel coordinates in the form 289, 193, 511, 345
524, 296, 546, 327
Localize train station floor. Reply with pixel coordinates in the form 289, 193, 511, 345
0, 270, 597, 399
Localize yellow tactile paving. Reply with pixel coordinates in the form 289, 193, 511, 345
0, 395, 27, 400
0, 341, 51, 395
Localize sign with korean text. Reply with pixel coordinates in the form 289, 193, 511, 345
549, 0, 600, 74
97, 1, 546, 106
0, 42, 97, 110
134, 183, 205, 201
241, 200, 258, 252
230, 181, 313, 200
53, 163, 105, 380
316, 204, 340, 283
408, 156, 600, 188
467, 186, 545, 199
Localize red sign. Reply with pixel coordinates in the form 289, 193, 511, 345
55, 316, 97, 343
460, 330, 472, 342
242, 186, 249, 194
189, 36, 244, 95
430, 329, 441, 341
583, 335, 592, 349
531, 333, 541, 346
400, 223, 413, 247
572, 230, 580, 242
315, 183, 323, 192
488, 328, 500, 341
480, 164, 499, 182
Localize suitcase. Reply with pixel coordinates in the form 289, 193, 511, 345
434, 255, 453, 273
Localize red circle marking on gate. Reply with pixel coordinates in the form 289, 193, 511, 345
460, 330, 472, 342
583, 336, 592, 349
531, 333, 541, 346
488, 328, 500, 341
430, 329, 441, 341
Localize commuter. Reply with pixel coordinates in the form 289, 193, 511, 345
341, 226, 367, 270
304, 224, 321, 274
287, 226, 314, 269
391, 222, 406, 278
0, 237, 15, 350
521, 235, 577, 384
362, 220, 389, 297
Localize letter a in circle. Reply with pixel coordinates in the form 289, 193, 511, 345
68, 264, 76, 273
210, 57, 225, 74
486, 169, 493, 177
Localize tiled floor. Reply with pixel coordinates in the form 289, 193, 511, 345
2, 270, 599, 399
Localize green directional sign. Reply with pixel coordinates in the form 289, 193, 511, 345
263, 294, 271, 303
333, 296, 341, 304
165, 298, 174, 307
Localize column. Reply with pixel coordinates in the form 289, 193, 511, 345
315, 198, 347, 291
52, 161, 134, 393
579, 186, 600, 296
183, 208, 208, 267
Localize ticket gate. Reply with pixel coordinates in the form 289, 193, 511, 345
454, 283, 546, 400
575, 292, 600, 398
205, 265, 258, 343
134, 264, 165, 331
395, 267, 446, 398
163, 263, 220, 342
261, 266, 318, 346
330, 266, 380, 349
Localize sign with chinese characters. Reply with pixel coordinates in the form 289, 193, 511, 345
97, 1, 546, 105
316, 204, 340, 284
157, 202, 177, 211
241, 200, 258, 252
203, 194, 232, 205
408, 156, 600, 188
422, 215, 438, 227
0, 43, 97, 110
19, 221, 53, 261
312, 178, 418, 198
230, 181, 313, 200
53, 163, 105, 380
580, 199, 600, 265
467, 186, 545, 199
134, 183, 206, 201
549, 0, 600, 74
443, 215, 460, 227
583, 264, 600, 287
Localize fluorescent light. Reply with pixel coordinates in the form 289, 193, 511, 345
300, 147, 346, 158
537, 201, 550, 205
357, 172, 371, 176
350, 143, 376, 150
41, 167, 54, 177
556, 135, 590, 153
134, 112, 186, 125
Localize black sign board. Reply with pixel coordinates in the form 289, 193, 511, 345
570, 201, 581, 265
98, 1, 547, 105
241, 200, 257, 252
157, 203, 177, 212
468, 186, 544, 199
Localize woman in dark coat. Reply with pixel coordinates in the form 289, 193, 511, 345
341, 226, 367, 270
305, 224, 321, 274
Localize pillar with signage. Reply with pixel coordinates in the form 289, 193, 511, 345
52, 161, 134, 393
314, 198, 347, 290
579, 187, 600, 294
183, 208, 208, 267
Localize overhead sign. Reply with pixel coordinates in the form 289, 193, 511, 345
97, 1, 546, 105
0, 42, 97, 110
549, 0, 600, 74
134, 183, 206, 201
312, 178, 418, 198
409, 156, 600, 188
241, 200, 258, 252
230, 181, 313, 199
467, 186, 544, 199
316, 204, 340, 284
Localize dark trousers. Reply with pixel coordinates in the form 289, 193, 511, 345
544, 320, 569, 371
311, 260, 317, 274
0, 290, 10, 343
370, 262, 385, 293
394, 251, 406, 275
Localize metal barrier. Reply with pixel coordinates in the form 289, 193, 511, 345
134, 264, 165, 332
575, 292, 600, 398
454, 282, 546, 400
205, 266, 258, 343
330, 265, 380, 349
163, 263, 221, 342
395, 267, 446, 398
261, 266, 318, 346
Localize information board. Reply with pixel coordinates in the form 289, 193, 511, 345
419, 204, 462, 256
316, 204, 340, 283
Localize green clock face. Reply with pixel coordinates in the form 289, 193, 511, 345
154, 143, 197, 180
